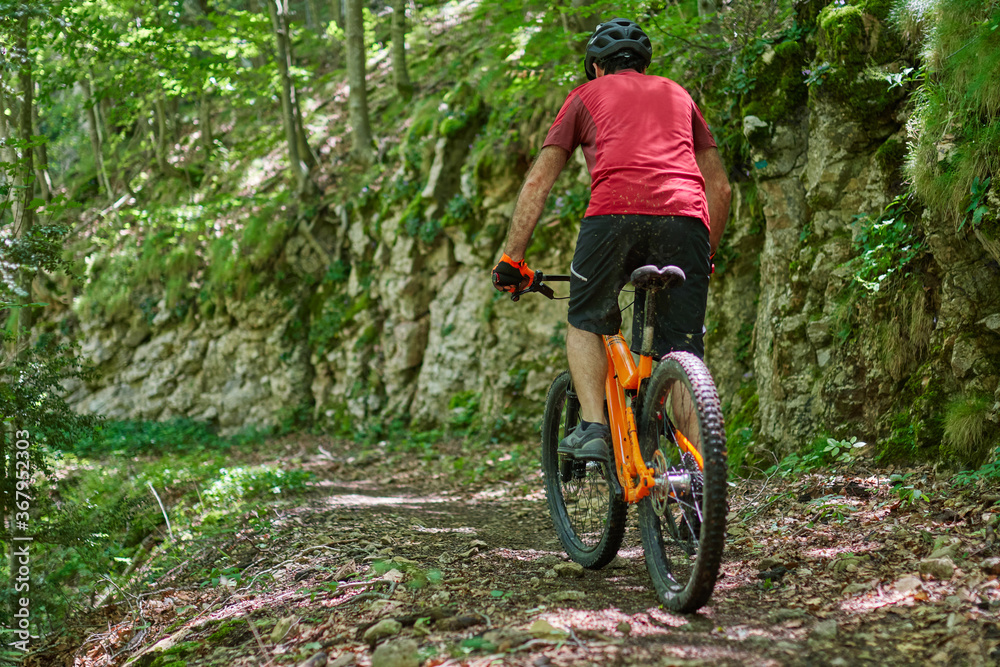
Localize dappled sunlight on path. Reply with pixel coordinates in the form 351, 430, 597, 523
60, 441, 1000, 667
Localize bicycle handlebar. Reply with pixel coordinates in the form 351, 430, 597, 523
510, 271, 570, 302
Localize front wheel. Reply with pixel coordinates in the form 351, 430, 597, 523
541, 371, 627, 568
637, 352, 727, 612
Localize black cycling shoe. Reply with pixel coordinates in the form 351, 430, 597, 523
558, 422, 611, 463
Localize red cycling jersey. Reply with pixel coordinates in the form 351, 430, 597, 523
542, 70, 716, 228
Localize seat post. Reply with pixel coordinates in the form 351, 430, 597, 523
629, 265, 686, 359
640, 289, 658, 358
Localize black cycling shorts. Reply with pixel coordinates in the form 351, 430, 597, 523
567, 214, 711, 359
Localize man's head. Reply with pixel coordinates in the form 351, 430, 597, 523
584, 18, 652, 80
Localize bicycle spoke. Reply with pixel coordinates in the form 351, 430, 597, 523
542, 372, 627, 568
638, 352, 727, 612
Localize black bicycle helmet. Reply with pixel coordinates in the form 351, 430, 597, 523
584, 18, 652, 81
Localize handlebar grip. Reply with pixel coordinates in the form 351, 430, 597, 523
509, 270, 568, 301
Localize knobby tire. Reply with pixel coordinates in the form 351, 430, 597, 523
541, 371, 627, 568
637, 352, 727, 612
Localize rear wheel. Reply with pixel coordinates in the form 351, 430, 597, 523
637, 352, 727, 612
541, 371, 627, 568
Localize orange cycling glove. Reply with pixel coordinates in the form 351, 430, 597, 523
492, 253, 534, 293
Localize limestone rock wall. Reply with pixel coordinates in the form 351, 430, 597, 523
63, 12, 1000, 454
67, 288, 313, 432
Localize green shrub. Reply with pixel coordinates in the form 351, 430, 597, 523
943, 394, 996, 464
70, 418, 270, 457
905, 0, 1000, 228
203, 466, 314, 504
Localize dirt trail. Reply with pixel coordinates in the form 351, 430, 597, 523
59, 440, 1000, 667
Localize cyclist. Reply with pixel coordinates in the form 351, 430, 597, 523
492, 17, 731, 464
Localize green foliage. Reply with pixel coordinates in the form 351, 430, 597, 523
961, 176, 994, 232
447, 390, 482, 432
203, 466, 314, 504
69, 417, 270, 457
310, 291, 371, 355
809, 1, 906, 122
741, 39, 807, 123
942, 393, 996, 464
725, 385, 759, 476
905, 0, 1000, 227
888, 472, 931, 505
77, 191, 294, 319
848, 192, 923, 294
953, 446, 1000, 485
0, 335, 100, 461
874, 138, 907, 176
806, 495, 858, 525
766, 436, 867, 476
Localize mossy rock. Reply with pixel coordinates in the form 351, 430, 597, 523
817, 4, 868, 67
874, 138, 906, 176
858, 0, 894, 21
817, 1, 905, 66
794, 0, 832, 31
742, 39, 808, 123
206, 618, 248, 645
817, 67, 904, 126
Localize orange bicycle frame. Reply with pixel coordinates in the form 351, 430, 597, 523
603, 333, 702, 503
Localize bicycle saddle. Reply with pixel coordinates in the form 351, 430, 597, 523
630, 265, 686, 291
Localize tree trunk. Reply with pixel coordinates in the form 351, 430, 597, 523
199, 91, 214, 160
189, 0, 215, 162
305, 0, 322, 32
569, 0, 600, 34
32, 99, 52, 203
294, 102, 317, 171
698, 0, 722, 33
154, 92, 182, 178
698, 0, 722, 17
0, 82, 14, 210
329, 0, 342, 30
345, 0, 373, 163
14, 13, 35, 335
389, 0, 413, 99
268, 0, 315, 194
82, 77, 112, 200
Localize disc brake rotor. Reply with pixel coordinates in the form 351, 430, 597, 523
650, 448, 669, 516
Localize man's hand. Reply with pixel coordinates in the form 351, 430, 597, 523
492, 253, 534, 294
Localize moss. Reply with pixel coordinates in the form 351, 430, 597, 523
875, 138, 906, 175
943, 394, 997, 465
859, 0, 895, 21
823, 62, 902, 124
812, 2, 909, 124
726, 386, 759, 475
818, 4, 868, 67
741, 39, 808, 122
207, 618, 245, 643
794, 0, 830, 31
309, 290, 372, 355
354, 324, 378, 350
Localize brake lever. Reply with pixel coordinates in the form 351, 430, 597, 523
510, 270, 545, 302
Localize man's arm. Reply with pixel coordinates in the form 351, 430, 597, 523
503, 145, 570, 261
695, 147, 732, 256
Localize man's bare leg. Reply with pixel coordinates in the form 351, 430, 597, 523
670, 383, 701, 453
566, 324, 607, 425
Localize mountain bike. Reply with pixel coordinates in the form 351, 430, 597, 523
511, 266, 727, 613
